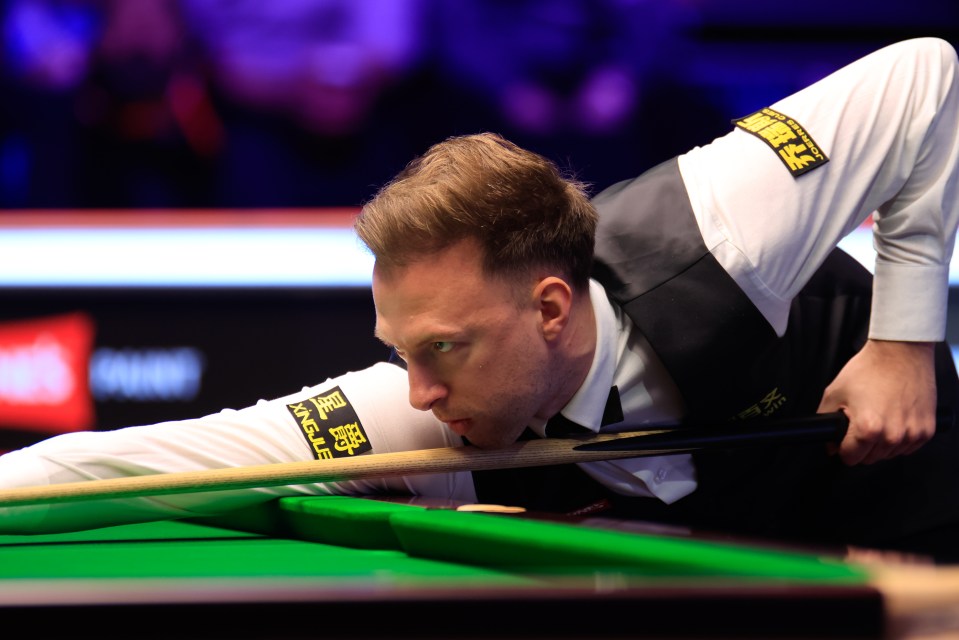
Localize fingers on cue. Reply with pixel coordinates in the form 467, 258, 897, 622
839, 414, 934, 465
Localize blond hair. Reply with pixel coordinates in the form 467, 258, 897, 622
355, 132, 597, 288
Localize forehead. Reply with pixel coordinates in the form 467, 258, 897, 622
371, 240, 518, 345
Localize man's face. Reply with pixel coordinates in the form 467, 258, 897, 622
372, 239, 557, 448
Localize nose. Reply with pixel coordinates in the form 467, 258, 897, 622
406, 363, 447, 411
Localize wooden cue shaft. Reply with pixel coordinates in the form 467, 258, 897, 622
0, 431, 679, 507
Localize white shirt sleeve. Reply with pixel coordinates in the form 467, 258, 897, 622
0, 362, 476, 534
678, 37, 959, 341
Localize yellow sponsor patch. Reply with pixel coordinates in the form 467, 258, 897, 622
286, 386, 372, 460
733, 107, 828, 176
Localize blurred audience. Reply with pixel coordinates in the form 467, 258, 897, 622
1, 0, 217, 208
183, 0, 424, 138
75, 0, 219, 207
426, 0, 723, 190
3, 0, 944, 210
179, 0, 433, 207
1, 0, 99, 207
1, 0, 716, 209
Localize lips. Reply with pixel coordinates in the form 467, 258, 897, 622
443, 418, 471, 436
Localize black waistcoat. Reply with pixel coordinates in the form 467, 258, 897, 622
469, 158, 959, 556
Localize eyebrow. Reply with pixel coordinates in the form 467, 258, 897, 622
374, 325, 462, 353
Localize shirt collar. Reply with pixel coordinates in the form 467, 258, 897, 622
553, 279, 618, 433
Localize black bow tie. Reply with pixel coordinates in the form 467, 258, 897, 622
544, 386, 624, 437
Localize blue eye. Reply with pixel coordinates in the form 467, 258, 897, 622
433, 341, 454, 353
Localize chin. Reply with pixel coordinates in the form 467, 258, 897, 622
468, 426, 526, 450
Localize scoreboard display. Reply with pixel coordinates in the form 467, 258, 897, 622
0, 286, 387, 452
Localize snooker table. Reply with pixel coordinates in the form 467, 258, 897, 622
0, 495, 956, 639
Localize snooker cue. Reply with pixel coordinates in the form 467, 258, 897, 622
0, 410, 922, 507
0, 431, 670, 507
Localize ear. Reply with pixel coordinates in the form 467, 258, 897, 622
532, 277, 573, 341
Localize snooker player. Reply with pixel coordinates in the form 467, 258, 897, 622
1, 37, 959, 562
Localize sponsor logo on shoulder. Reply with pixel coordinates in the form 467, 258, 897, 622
733, 107, 828, 176
286, 386, 372, 460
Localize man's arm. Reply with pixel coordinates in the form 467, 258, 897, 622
0, 362, 472, 534
818, 340, 937, 465
680, 38, 959, 464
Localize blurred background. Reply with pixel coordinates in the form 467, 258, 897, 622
0, 0, 957, 448
4, 0, 957, 209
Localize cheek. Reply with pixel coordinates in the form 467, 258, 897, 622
488, 326, 549, 389
463, 311, 549, 401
